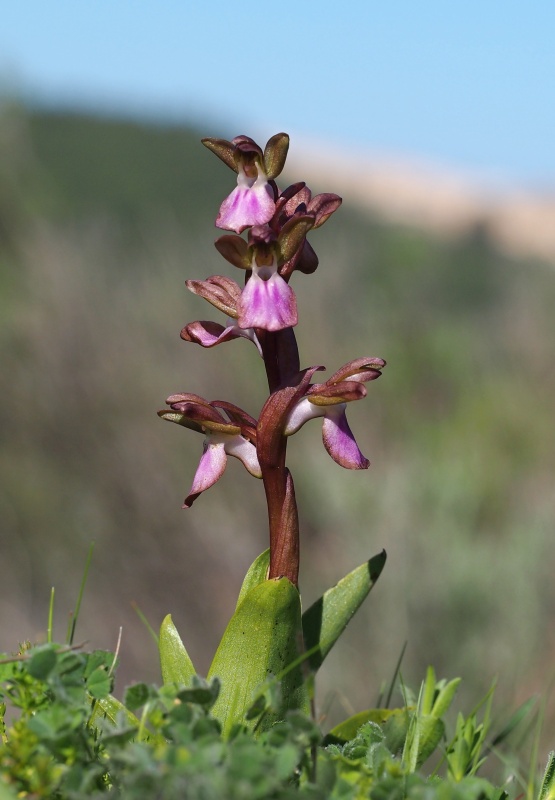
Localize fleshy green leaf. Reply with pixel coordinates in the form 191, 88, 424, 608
159, 614, 196, 686
208, 577, 308, 736
302, 550, 386, 672
236, 549, 270, 609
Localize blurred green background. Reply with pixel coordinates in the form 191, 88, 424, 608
1, 104, 554, 737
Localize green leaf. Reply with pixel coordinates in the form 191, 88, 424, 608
538, 751, 555, 800
236, 549, 270, 609
89, 694, 140, 729
432, 677, 461, 718
489, 695, 536, 748
302, 550, 386, 672
414, 715, 445, 766
326, 708, 399, 743
159, 614, 196, 686
27, 645, 57, 680
124, 683, 152, 712
208, 577, 308, 736
84, 650, 114, 677
86, 666, 112, 699
403, 710, 445, 770
177, 676, 220, 709
421, 666, 437, 715
383, 708, 412, 754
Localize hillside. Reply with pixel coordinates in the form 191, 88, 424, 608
1, 106, 554, 730
286, 140, 555, 264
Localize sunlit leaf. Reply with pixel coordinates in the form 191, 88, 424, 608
208, 577, 308, 736
302, 550, 386, 672
89, 694, 140, 729
236, 549, 270, 609
159, 614, 196, 686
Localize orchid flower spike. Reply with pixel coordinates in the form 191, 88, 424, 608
202, 133, 290, 234
158, 394, 261, 507
284, 358, 386, 469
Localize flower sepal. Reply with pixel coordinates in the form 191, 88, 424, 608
185, 275, 242, 317
181, 319, 262, 354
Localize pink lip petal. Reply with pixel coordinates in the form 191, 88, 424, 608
183, 432, 261, 508
238, 271, 298, 331
216, 173, 275, 233
183, 440, 228, 508
321, 405, 370, 470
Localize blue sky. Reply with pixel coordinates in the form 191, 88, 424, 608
1, 1, 554, 186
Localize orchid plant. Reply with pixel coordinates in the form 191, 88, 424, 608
157, 133, 387, 734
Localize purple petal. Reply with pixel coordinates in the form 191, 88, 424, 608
322, 405, 370, 470
238, 272, 298, 331
216, 175, 275, 233
183, 441, 227, 508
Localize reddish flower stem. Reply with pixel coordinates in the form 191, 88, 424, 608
257, 328, 301, 585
